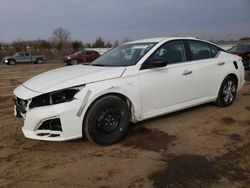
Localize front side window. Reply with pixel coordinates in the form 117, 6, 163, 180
14, 53, 24, 57
148, 41, 186, 64
91, 43, 156, 67
188, 41, 217, 60
19, 53, 24, 57
73, 51, 82, 55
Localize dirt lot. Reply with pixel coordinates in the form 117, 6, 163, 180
0, 61, 250, 188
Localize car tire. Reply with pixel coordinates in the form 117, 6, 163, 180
84, 95, 130, 146
215, 76, 237, 107
36, 59, 42, 64
71, 60, 78, 65
8, 60, 15, 65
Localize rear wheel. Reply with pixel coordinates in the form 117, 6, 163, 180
36, 59, 42, 64
84, 95, 129, 145
215, 76, 237, 107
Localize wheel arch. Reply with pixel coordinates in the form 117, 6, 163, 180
8, 58, 16, 62
7, 59, 16, 64
227, 73, 238, 90
215, 72, 239, 102
82, 91, 138, 130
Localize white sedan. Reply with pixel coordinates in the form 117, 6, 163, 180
14, 37, 245, 145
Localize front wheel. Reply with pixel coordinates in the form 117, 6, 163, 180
8, 60, 16, 65
71, 60, 78, 65
84, 95, 130, 145
215, 76, 237, 107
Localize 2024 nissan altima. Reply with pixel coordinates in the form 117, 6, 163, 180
13, 37, 245, 145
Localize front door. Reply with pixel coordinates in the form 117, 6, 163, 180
138, 40, 198, 118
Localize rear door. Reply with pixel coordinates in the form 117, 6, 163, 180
186, 40, 225, 98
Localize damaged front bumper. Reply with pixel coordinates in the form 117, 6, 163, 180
13, 85, 84, 141
17, 99, 83, 141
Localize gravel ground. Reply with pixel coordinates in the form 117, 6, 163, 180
0, 61, 250, 188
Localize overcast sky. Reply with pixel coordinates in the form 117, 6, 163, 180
0, 0, 250, 43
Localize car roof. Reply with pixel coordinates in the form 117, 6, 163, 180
124, 37, 224, 51
125, 37, 197, 44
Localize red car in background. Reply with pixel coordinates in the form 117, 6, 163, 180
63, 50, 100, 65
228, 44, 250, 70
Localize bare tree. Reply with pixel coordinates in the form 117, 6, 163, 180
72, 40, 84, 51
52, 27, 71, 50
12, 39, 26, 51
113, 40, 119, 47
106, 40, 112, 48
92, 37, 105, 48
121, 37, 133, 44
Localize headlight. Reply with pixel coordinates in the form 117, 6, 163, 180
29, 85, 84, 108
4, 59, 8, 63
51, 88, 78, 104
67, 56, 71, 59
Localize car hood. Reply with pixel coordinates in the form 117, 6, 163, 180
22, 65, 126, 93
64, 54, 79, 59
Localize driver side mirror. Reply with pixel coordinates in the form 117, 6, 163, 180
140, 57, 167, 70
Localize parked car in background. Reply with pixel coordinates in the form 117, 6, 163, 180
228, 44, 250, 70
13, 37, 245, 145
2, 52, 46, 65
63, 50, 100, 65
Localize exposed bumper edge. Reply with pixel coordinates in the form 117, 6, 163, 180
76, 90, 92, 117
22, 127, 81, 141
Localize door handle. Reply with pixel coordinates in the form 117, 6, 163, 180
182, 70, 192, 75
218, 62, 225, 65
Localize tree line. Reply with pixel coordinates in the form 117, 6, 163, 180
0, 27, 133, 60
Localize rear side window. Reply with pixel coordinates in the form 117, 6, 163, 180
188, 41, 218, 60
210, 45, 219, 57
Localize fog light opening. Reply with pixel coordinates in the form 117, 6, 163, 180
38, 118, 62, 132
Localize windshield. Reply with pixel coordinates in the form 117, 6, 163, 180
229, 45, 250, 52
73, 51, 82, 55
90, 42, 156, 67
